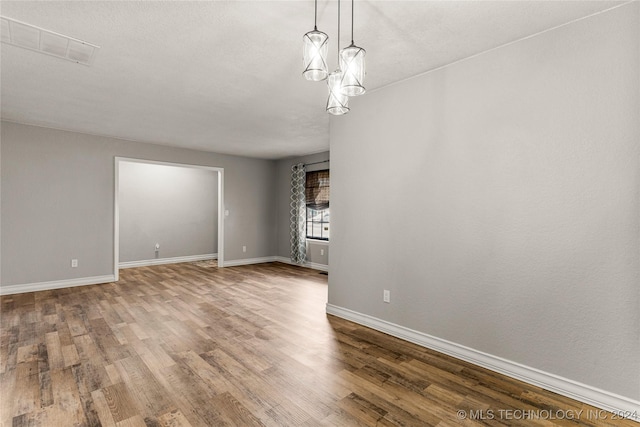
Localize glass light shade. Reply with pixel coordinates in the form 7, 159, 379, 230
326, 69, 350, 115
303, 29, 329, 81
339, 44, 366, 96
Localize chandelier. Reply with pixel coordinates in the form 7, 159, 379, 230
303, 0, 366, 116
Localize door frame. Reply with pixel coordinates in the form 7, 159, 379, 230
113, 157, 225, 280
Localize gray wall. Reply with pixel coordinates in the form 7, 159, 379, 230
1, 121, 277, 286
276, 151, 330, 266
118, 161, 218, 263
329, 3, 639, 401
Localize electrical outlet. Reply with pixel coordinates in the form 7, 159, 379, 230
383, 290, 390, 303
242, 245, 247, 253
71, 259, 78, 268
320, 249, 325, 256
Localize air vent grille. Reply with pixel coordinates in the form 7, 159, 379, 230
1, 16, 100, 66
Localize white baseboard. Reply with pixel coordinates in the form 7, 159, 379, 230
326, 304, 640, 421
223, 256, 278, 267
118, 254, 325, 271
0, 275, 116, 296
216, 256, 328, 271
119, 253, 217, 269
274, 256, 329, 272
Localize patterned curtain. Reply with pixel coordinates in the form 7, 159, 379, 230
290, 163, 307, 264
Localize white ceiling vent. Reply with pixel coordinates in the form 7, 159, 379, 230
1, 16, 99, 66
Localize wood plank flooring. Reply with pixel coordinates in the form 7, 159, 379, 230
1, 262, 636, 426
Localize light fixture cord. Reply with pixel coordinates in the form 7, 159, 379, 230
337, 0, 341, 63
351, 0, 354, 44
314, 0, 318, 30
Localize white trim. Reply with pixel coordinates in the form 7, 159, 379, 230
0, 275, 116, 296
223, 256, 278, 267
274, 256, 328, 272
306, 239, 329, 246
118, 254, 217, 269
325, 304, 640, 421
114, 157, 225, 275
217, 167, 225, 268
114, 158, 120, 281
305, 261, 329, 272
206, 256, 328, 271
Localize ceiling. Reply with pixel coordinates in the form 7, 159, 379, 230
0, 1, 625, 159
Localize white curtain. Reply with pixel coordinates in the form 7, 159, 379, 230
290, 163, 307, 264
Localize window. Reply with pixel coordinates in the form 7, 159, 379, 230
305, 169, 330, 240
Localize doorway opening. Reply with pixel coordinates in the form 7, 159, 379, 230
113, 157, 224, 280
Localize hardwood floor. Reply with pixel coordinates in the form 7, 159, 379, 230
1, 262, 635, 427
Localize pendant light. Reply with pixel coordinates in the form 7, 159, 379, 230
326, 0, 349, 115
340, 0, 366, 96
303, 0, 329, 81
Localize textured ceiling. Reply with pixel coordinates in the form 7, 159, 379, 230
0, 1, 625, 159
